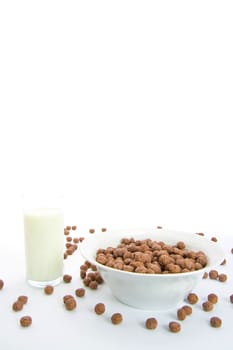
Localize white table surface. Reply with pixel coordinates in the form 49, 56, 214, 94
1, 224, 233, 350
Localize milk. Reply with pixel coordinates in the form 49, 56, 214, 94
24, 208, 64, 286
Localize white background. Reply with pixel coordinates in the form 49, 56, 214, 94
0, 0, 233, 234
0, 1, 233, 349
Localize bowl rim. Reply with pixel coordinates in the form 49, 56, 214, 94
79, 227, 225, 278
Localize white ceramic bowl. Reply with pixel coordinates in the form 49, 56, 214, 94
80, 228, 225, 311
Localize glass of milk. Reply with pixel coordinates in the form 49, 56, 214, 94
23, 194, 64, 287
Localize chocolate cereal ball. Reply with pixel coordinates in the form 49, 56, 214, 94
0, 279, 4, 290
169, 321, 181, 333
44, 285, 54, 295
75, 288, 85, 297
218, 273, 227, 282
145, 318, 158, 329
65, 297, 76, 311
17, 296, 28, 304
177, 308, 186, 321
12, 301, 24, 311
89, 281, 98, 290
20, 316, 32, 327
202, 272, 208, 279
210, 316, 222, 328
220, 258, 226, 265
187, 293, 199, 304
63, 274, 72, 283
202, 301, 214, 312
209, 270, 218, 280
208, 293, 218, 304
182, 305, 192, 316
94, 303, 105, 315
111, 313, 123, 325
63, 295, 74, 304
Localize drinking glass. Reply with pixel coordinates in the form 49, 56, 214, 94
23, 193, 64, 287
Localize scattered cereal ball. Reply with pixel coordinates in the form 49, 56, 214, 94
85, 260, 92, 268
20, 316, 32, 327
17, 296, 28, 304
80, 264, 89, 272
209, 270, 218, 279
86, 272, 96, 280
66, 248, 74, 256
211, 237, 218, 242
177, 308, 186, 321
66, 226, 72, 230
182, 305, 192, 316
220, 259, 226, 265
89, 228, 95, 234
80, 270, 86, 279
12, 301, 24, 311
231, 248, 233, 254
210, 316, 222, 328
202, 272, 208, 279
169, 321, 181, 333
0, 279, 4, 290
111, 313, 123, 325
44, 285, 54, 295
72, 225, 77, 230
65, 297, 76, 311
91, 264, 97, 271
89, 281, 98, 290
63, 274, 72, 283
230, 294, 233, 303
63, 295, 74, 304
202, 301, 214, 312
83, 277, 91, 287
72, 244, 77, 251
145, 317, 158, 329
187, 293, 199, 304
218, 273, 227, 282
75, 288, 85, 297
208, 293, 218, 304
94, 303, 105, 315
95, 273, 104, 284
157, 226, 163, 229
101, 227, 107, 232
